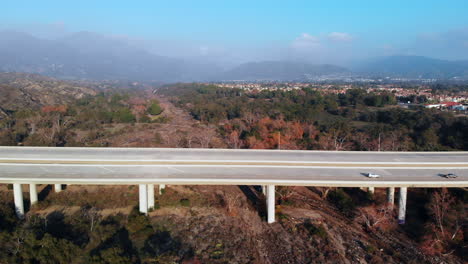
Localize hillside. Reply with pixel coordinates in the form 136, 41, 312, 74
0, 181, 464, 263
0, 72, 96, 113
0, 77, 465, 263
357, 55, 468, 79
217, 61, 350, 81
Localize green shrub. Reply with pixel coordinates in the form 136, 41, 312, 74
179, 199, 190, 207
303, 220, 328, 239
139, 115, 151, 123
328, 189, 356, 215
147, 101, 163, 115
112, 108, 136, 123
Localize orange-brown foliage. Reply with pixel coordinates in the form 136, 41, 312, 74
41, 105, 67, 113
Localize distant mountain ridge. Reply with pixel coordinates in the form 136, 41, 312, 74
0, 31, 350, 82
2, 31, 468, 81
217, 61, 350, 81
0, 31, 189, 82
357, 55, 468, 79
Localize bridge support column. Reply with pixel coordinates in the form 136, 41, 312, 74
368, 187, 375, 194
267, 185, 275, 224
159, 184, 165, 195
29, 184, 38, 205
398, 187, 407, 224
387, 187, 395, 205
139, 184, 148, 215
13, 184, 24, 219
147, 184, 155, 210
54, 184, 62, 193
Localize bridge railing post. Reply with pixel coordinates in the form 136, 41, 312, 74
13, 183, 24, 219
387, 187, 395, 205
139, 184, 148, 215
54, 184, 62, 193
147, 184, 155, 210
267, 185, 275, 223
159, 184, 165, 195
398, 187, 407, 224
30, 184, 38, 205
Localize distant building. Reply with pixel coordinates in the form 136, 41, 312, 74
425, 103, 442, 109
425, 101, 462, 110
453, 105, 467, 111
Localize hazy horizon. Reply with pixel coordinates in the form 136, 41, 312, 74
2, 0, 468, 69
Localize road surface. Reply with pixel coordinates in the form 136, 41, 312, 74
0, 147, 467, 187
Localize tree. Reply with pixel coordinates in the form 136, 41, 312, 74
318, 128, 352, 151
357, 204, 395, 231
227, 130, 241, 149
113, 108, 136, 123
147, 101, 163, 115
422, 188, 465, 256
428, 189, 455, 240
196, 130, 216, 148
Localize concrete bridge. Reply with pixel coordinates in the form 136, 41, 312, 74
1, 147, 467, 223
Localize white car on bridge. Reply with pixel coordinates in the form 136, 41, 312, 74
365, 172, 380, 178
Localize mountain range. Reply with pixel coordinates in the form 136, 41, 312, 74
1, 31, 468, 81
0, 31, 191, 81
356, 55, 468, 79
217, 61, 349, 81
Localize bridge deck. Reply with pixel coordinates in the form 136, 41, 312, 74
0, 147, 467, 187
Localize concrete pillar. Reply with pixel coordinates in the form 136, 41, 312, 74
387, 187, 395, 205
13, 184, 24, 219
54, 184, 62, 193
398, 187, 407, 224
147, 184, 155, 210
139, 184, 148, 215
368, 187, 375, 194
159, 184, 165, 195
29, 184, 38, 205
267, 185, 275, 224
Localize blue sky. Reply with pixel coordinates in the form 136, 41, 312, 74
2, 0, 468, 65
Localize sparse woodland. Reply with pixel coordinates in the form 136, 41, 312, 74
0, 79, 467, 263
161, 83, 468, 151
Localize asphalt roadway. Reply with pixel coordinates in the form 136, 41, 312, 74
0, 147, 467, 187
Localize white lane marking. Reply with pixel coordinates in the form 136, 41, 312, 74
376, 169, 392, 176
100, 167, 115, 173
0, 158, 466, 165
0, 163, 466, 170
168, 166, 185, 173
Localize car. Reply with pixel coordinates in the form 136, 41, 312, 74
443, 173, 458, 179
365, 173, 380, 178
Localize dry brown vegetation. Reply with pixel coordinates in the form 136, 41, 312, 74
80, 94, 225, 148
1, 184, 464, 264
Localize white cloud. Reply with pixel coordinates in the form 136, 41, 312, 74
291, 33, 320, 49
327, 32, 353, 42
